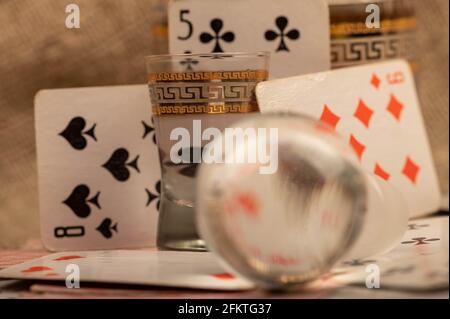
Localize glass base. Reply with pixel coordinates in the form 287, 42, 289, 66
157, 196, 207, 252
162, 239, 207, 251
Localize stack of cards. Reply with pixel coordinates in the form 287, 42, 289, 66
0, 251, 253, 291
0, 216, 447, 292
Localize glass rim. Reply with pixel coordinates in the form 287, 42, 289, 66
145, 51, 270, 62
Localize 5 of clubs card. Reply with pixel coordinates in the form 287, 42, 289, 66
168, 0, 331, 79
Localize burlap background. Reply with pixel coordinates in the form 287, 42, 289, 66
0, 0, 448, 248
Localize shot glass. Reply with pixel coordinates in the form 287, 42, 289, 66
146, 52, 269, 251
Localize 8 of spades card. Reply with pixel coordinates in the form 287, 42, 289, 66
35, 85, 161, 251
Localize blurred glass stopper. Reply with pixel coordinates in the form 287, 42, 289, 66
196, 113, 408, 289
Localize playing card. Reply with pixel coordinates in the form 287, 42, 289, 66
35, 85, 161, 251
168, 0, 330, 79
256, 60, 441, 217
442, 195, 449, 211
0, 251, 253, 291
0, 280, 19, 290
334, 216, 449, 291
0, 251, 47, 270
337, 254, 448, 292
398, 215, 449, 257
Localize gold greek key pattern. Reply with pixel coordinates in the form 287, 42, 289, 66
152, 103, 259, 115
330, 17, 417, 37
149, 82, 257, 104
148, 70, 268, 82
331, 34, 415, 69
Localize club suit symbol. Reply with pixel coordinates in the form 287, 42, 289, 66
180, 51, 199, 71
199, 53, 233, 60
146, 180, 161, 211
96, 218, 118, 239
200, 18, 235, 53
264, 16, 300, 52
401, 237, 440, 246
102, 148, 140, 182
63, 184, 101, 218
59, 117, 97, 150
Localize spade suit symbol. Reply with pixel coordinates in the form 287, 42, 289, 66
146, 180, 161, 211
96, 218, 118, 239
59, 117, 97, 150
102, 148, 140, 182
142, 118, 157, 145
63, 184, 101, 218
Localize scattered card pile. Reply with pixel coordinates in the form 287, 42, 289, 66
0, 216, 447, 295
0, 250, 253, 291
